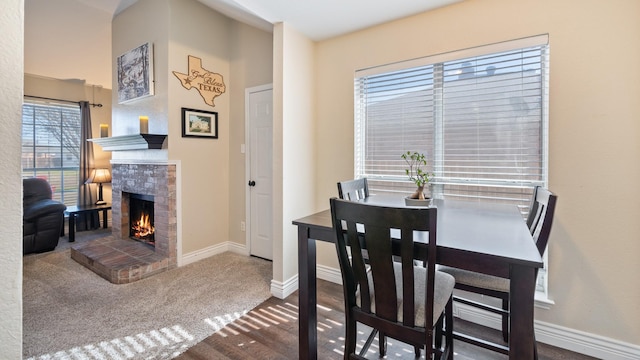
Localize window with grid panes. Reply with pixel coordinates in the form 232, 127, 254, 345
22, 101, 81, 207
354, 35, 551, 298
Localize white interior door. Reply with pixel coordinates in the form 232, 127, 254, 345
247, 85, 273, 260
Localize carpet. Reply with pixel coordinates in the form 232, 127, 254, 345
23, 232, 272, 359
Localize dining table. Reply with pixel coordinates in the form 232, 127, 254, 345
292, 194, 543, 360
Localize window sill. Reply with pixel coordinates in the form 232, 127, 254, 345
535, 292, 555, 310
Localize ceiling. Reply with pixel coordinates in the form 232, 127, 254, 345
79, 0, 463, 41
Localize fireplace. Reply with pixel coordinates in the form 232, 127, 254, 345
70, 162, 178, 284
129, 193, 155, 246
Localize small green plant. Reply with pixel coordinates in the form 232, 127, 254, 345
401, 151, 432, 199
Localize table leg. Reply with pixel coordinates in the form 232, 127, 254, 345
69, 213, 76, 242
298, 226, 317, 360
509, 264, 537, 360
102, 209, 108, 228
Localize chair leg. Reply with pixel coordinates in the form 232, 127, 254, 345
502, 297, 509, 343
344, 314, 357, 359
378, 331, 387, 357
446, 297, 454, 360
434, 314, 444, 350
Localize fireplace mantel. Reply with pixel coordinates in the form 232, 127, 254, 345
88, 134, 167, 151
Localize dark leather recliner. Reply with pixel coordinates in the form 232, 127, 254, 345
23, 178, 67, 254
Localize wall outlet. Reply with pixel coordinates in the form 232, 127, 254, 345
240, 221, 246, 231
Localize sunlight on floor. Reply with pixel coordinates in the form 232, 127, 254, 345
26, 309, 254, 360
26, 324, 195, 360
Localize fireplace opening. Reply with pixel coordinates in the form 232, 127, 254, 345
129, 193, 155, 247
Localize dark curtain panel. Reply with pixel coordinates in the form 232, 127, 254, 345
76, 101, 99, 230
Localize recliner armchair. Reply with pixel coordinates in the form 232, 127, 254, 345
23, 178, 67, 254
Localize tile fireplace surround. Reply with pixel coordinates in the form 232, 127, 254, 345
71, 162, 178, 284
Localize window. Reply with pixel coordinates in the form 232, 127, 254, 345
355, 35, 551, 297
22, 101, 81, 206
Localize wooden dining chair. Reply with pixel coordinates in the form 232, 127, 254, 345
337, 178, 369, 201
438, 187, 557, 356
330, 197, 455, 360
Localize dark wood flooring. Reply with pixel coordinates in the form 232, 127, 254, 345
177, 280, 598, 360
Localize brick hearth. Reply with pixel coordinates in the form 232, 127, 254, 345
71, 162, 178, 284
71, 236, 168, 284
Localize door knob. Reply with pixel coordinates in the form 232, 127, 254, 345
248, 180, 256, 186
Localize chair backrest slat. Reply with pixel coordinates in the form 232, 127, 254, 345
337, 178, 369, 201
527, 187, 557, 256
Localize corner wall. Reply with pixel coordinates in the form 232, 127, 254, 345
272, 23, 316, 294
0, 0, 24, 357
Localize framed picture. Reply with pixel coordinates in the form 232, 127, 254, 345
181, 107, 218, 138
117, 42, 154, 104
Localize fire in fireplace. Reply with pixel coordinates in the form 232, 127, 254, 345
129, 193, 155, 246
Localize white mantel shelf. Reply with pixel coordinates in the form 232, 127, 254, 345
88, 134, 167, 151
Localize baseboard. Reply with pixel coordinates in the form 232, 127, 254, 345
319, 265, 639, 360
317, 264, 343, 285
180, 241, 248, 266
271, 274, 298, 299
454, 302, 640, 360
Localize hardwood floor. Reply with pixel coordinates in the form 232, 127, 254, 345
177, 280, 598, 360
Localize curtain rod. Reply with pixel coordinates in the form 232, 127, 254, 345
24, 95, 103, 108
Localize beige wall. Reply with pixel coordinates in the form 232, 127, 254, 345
167, 0, 231, 254
0, 0, 23, 357
111, 0, 272, 255
228, 22, 274, 245
24, 0, 112, 88
313, 0, 640, 345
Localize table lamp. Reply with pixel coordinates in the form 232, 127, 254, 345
85, 168, 111, 205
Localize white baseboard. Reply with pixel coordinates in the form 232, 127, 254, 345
318, 265, 640, 360
180, 241, 248, 266
454, 298, 640, 360
271, 274, 298, 299
317, 264, 343, 285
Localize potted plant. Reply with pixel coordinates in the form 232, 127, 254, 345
401, 151, 433, 205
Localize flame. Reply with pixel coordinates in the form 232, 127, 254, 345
132, 213, 155, 239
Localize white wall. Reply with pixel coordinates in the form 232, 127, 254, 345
0, 0, 24, 357
272, 23, 317, 294
313, 0, 640, 349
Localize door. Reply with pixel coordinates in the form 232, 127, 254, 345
246, 85, 273, 260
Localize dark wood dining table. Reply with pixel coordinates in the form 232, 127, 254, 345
292, 195, 542, 360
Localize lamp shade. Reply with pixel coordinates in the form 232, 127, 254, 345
85, 168, 112, 184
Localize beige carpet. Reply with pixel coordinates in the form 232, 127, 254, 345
23, 231, 272, 359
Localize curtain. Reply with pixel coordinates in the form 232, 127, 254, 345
76, 101, 99, 230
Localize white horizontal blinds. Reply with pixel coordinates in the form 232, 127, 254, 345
355, 35, 549, 209
355, 65, 435, 195
437, 45, 547, 207
22, 101, 81, 206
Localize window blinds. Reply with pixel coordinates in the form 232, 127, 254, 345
22, 101, 81, 205
355, 35, 549, 210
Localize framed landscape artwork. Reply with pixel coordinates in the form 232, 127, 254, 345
181, 107, 218, 139
117, 42, 154, 104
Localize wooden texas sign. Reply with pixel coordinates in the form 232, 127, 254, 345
173, 55, 226, 107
